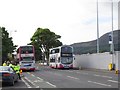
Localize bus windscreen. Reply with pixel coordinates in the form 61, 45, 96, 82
61, 46, 73, 57
20, 46, 33, 54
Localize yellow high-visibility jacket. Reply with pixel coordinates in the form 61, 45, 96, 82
14, 65, 20, 74
3, 63, 7, 66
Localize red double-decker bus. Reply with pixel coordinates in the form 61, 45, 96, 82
16, 45, 35, 71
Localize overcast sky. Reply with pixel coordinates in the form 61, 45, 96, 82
0, 0, 119, 46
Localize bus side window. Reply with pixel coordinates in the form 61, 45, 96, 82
55, 49, 59, 53
50, 58, 55, 62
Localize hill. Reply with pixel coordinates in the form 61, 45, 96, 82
71, 30, 120, 55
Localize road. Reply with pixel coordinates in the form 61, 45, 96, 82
1, 64, 119, 89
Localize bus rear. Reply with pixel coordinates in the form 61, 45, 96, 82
17, 45, 35, 71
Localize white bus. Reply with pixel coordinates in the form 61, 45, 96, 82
49, 45, 74, 69
16, 45, 36, 71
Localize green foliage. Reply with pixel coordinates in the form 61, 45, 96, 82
30, 28, 62, 63
0, 27, 16, 63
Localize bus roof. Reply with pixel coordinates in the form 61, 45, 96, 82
16, 45, 33, 49
19, 45, 33, 47
49, 45, 72, 50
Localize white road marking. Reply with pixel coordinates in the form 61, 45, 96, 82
46, 82, 56, 87
67, 76, 79, 80
36, 86, 40, 88
88, 81, 111, 87
94, 74, 112, 79
33, 80, 43, 82
94, 74, 100, 77
24, 77, 37, 87
22, 78, 32, 88
27, 72, 30, 74
37, 77, 44, 81
108, 80, 119, 83
77, 72, 88, 75
67, 71, 73, 72
101, 75, 112, 79
31, 74, 35, 77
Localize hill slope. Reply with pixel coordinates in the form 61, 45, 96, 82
71, 30, 120, 55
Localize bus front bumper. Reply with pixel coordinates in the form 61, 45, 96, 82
20, 67, 35, 71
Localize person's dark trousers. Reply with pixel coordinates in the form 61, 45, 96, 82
18, 73, 21, 80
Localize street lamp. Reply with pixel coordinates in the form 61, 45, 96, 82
111, 0, 115, 70
111, 0, 114, 54
96, 0, 99, 53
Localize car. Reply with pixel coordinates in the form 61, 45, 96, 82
0, 66, 19, 86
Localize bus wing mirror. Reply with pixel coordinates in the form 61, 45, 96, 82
74, 57, 75, 60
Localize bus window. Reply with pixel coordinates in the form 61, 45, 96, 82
50, 58, 55, 62
61, 46, 72, 54
55, 49, 59, 53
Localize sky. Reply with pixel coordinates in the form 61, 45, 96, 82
0, 0, 119, 47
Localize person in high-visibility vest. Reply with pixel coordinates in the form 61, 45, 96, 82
9, 61, 16, 71
3, 61, 7, 66
14, 62, 21, 80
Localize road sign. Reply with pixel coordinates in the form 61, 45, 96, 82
109, 33, 112, 44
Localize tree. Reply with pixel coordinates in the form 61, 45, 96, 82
30, 28, 62, 65
0, 27, 17, 63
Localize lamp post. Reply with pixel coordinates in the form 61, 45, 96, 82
97, 0, 99, 53
111, 0, 114, 54
111, 0, 115, 70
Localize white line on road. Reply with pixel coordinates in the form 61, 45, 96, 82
31, 74, 35, 77
27, 72, 30, 74
67, 76, 79, 80
46, 82, 56, 88
88, 81, 111, 87
77, 72, 88, 75
24, 77, 37, 87
94, 74, 100, 77
67, 71, 73, 72
22, 78, 32, 88
36, 86, 40, 88
94, 74, 112, 79
37, 77, 44, 81
101, 75, 112, 79
108, 80, 119, 83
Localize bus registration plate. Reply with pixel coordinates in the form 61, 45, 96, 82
64, 65, 69, 68
24, 64, 31, 67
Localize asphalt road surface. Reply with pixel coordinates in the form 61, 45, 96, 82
1, 64, 119, 89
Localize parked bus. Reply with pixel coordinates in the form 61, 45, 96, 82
49, 45, 74, 69
16, 45, 35, 71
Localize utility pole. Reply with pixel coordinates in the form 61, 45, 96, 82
97, 0, 99, 53
111, 0, 114, 70
111, 0, 114, 54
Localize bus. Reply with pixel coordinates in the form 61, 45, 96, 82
49, 45, 74, 69
16, 45, 35, 71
